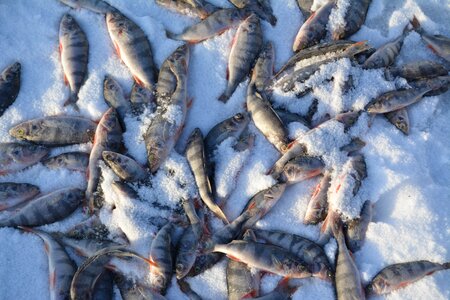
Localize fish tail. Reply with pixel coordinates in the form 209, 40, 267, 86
218, 92, 230, 103
63, 93, 80, 111
211, 204, 229, 224
165, 29, 178, 40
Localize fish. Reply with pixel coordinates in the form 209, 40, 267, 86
385, 108, 410, 135
87, 108, 123, 214
279, 155, 325, 184
115, 273, 167, 300
292, 0, 336, 52
345, 200, 372, 252
331, 0, 371, 40
130, 81, 155, 116
156, 0, 217, 19
149, 223, 173, 295
187, 252, 223, 276
340, 138, 366, 156
219, 14, 263, 102
42, 152, 89, 172
166, 8, 247, 43
9, 116, 96, 146
0, 62, 21, 118
363, 24, 410, 69
412, 16, 450, 62
229, 0, 277, 26
178, 280, 202, 300
246, 83, 289, 152
296, 0, 314, 18
59, 14, 89, 109
273, 109, 310, 127
253, 229, 333, 281
408, 75, 450, 97
59, 236, 120, 258
106, 10, 156, 90
213, 240, 312, 279
156, 44, 190, 102
186, 128, 228, 223
0, 182, 40, 211
384, 60, 448, 82
103, 75, 130, 130
19, 227, 76, 300
366, 260, 450, 295
251, 42, 275, 93
304, 171, 331, 225
145, 54, 188, 173
252, 278, 300, 299
58, 0, 117, 14
102, 151, 147, 182
92, 271, 114, 300
0, 188, 84, 227
333, 224, 365, 300
366, 86, 433, 114
0, 143, 49, 174
65, 216, 114, 242
226, 229, 260, 300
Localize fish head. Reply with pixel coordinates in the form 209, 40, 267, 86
6, 144, 49, 164
149, 273, 168, 294
365, 278, 388, 295
229, 0, 248, 8
281, 156, 324, 183
106, 11, 128, 34
175, 261, 191, 279
102, 150, 120, 164
2, 62, 21, 83
60, 14, 78, 34
9, 119, 45, 140
242, 14, 260, 32
172, 44, 190, 68
186, 128, 202, 146
100, 108, 121, 132
103, 75, 122, 99
131, 82, 154, 104
226, 112, 250, 133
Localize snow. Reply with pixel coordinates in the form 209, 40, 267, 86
0, 0, 450, 299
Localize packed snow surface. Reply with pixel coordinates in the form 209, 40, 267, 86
0, 0, 450, 299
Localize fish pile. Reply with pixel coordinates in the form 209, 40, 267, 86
0, 0, 449, 299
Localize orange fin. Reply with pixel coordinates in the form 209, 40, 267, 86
187, 98, 193, 108
287, 140, 297, 149
148, 256, 159, 267
133, 75, 144, 87
49, 271, 56, 289
113, 41, 121, 58
63, 74, 68, 86
227, 255, 242, 262
247, 202, 256, 210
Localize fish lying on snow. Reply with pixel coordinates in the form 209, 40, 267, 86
304, 170, 331, 224
229, 0, 277, 26
0, 62, 21, 118
345, 200, 372, 252
331, 0, 372, 40
59, 235, 121, 258
412, 16, 450, 62
385, 108, 410, 135
156, 0, 217, 19
219, 14, 263, 102
59, 14, 89, 109
102, 151, 147, 182
58, 0, 117, 14
9, 116, 97, 146
279, 155, 325, 184
0, 143, 49, 174
251, 42, 275, 93
384, 60, 448, 82
42, 152, 89, 172
103, 75, 130, 130
0, 182, 40, 211
130, 81, 154, 115
149, 223, 174, 295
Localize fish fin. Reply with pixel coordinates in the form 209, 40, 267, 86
148, 256, 159, 267
410, 15, 422, 33
113, 41, 121, 58
241, 290, 258, 298
165, 30, 178, 40
63, 94, 80, 111
49, 271, 56, 289
218, 92, 229, 103
427, 44, 438, 54
247, 202, 256, 210
287, 140, 297, 149
226, 255, 242, 262
229, 33, 238, 49
0, 204, 8, 211
187, 98, 193, 108
133, 75, 144, 87
271, 254, 283, 269
59, 42, 62, 54
63, 74, 68, 86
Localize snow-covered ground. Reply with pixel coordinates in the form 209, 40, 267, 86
0, 0, 449, 299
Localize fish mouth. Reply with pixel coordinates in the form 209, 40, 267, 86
9, 126, 26, 140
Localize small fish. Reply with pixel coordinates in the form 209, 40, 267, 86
279, 155, 324, 184
59, 14, 89, 109
166, 8, 247, 43
296, 0, 314, 18
92, 271, 114, 300
102, 151, 147, 182
0, 182, 40, 211
186, 128, 228, 223
333, 224, 365, 300
229, 0, 277, 26
331, 0, 371, 40
9, 116, 96, 146
385, 108, 410, 135
366, 260, 450, 295
20, 227, 76, 300
273, 109, 310, 127
304, 171, 331, 225
412, 16, 450, 62
253, 229, 333, 281
0, 188, 84, 227
363, 24, 410, 69
408, 75, 450, 97
130, 81, 155, 115
149, 223, 173, 295
87, 108, 123, 213
251, 42, 275, 93
293, 0, 336, 52
58, 0, 116, 14
42, 152, 89, 172
345, 200, 372, 252
246, 84, 289, 152
385, 60, 448, 82
178, 279, 202, 300
156, 0, 217, 19
0, 62, 21, 118
0, 143, 49, 174
106, 10, 156, 90
219, 14, 263, 102
103, 75, 130, 130
213, 240, 312, 279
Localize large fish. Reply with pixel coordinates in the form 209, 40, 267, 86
0, 62, 21, 118
166, 8, 247, 43
87, 108, 123, 213
219, 14, 263, 102
20, 227, 76, 300
253, 229, 333, 281
385, 60, 448, 82
149, 223, 173, 295
246, 84, 288, 152
156, 0, 217, 19
331, 0, 371, 40
304, 171, 331, 224
385, 108, 410, 135
251, 42, 275, 93
292, 0, 336, 52
42, 152, 89, 172
145, 55, 188, 173
186, 128, 228, 223
106, 11, 156, 90
0, 188, 84, 227
59, 14, 89, 109
0, 182, 40, 211
366, 260, 450, 295
279, 155, 324, 184
345, 200, 372, 252
0, 143, 49, 174
213, 240, 312, 279
58, 0, 116, 14
9, 116, 96, 146
412, 16, 450, 62
229, 0, 277, 26
103, 75, 130, 130
102, 151, 147, 182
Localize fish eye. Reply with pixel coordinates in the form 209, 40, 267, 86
234, 113, 243, 120
31, 125, 38, 130
15, 128, 25, 136
12, 150, 20, 155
